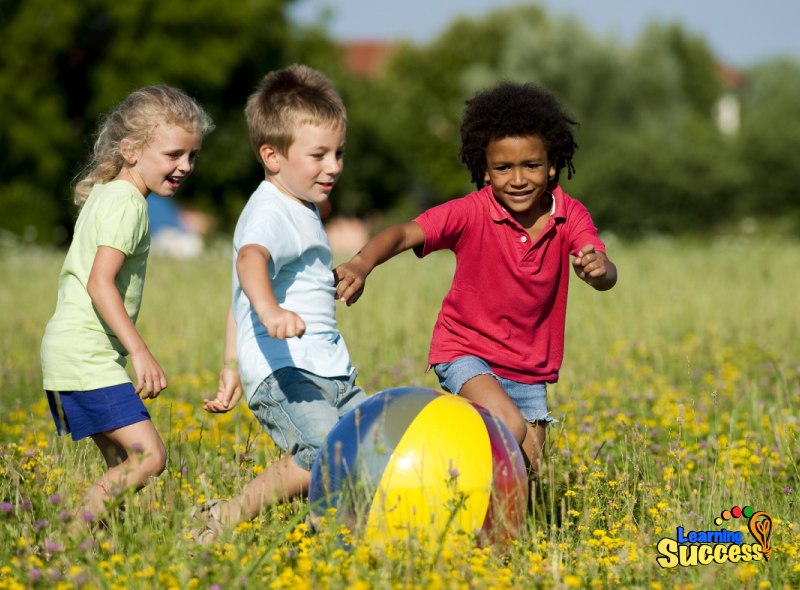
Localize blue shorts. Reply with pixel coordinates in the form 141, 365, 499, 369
46, 383, 151, 441
433, 356, 556, 424
248, 368, 367, 471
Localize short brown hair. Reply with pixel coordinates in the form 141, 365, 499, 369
245, 65, 347, 162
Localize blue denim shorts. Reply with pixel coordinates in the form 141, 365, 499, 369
433, 356, 556, 424
46, 383, 151, 441
248, 367, 367, 471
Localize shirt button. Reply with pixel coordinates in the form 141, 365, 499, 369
521, 236, 528, 243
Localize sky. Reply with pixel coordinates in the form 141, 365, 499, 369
289, 0, 800, 66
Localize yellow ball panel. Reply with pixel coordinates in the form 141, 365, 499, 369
366, 394, 492, 546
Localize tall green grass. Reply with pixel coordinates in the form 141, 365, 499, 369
1, 237, 798, 589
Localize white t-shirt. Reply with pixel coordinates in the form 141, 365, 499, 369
232, 181, 353, 402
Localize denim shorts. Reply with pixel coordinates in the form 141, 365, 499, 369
46, 383, 151, 441
433, 356, 556, 424
248, 367, 367, 471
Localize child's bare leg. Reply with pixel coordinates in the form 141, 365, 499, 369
521, 421, 547, 477
459, 375, 527, 446
69, 420, 166, 536
216, 454, 310, 526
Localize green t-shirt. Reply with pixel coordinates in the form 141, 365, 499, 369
41, 180, 150, 391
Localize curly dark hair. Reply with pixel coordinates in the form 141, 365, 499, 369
459, 80, 579, 188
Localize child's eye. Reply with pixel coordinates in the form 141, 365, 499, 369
337, 150, 346, 158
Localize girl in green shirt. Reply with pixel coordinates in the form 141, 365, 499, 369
41, 86, 213, 538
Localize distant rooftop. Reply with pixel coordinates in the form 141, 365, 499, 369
340, 41, 396, 78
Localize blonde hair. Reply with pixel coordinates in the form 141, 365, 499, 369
245, 65, 347, 163
74, 86, 214, 205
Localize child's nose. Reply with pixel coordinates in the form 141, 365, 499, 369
325, 155, 342, 176
178, 155, 193, 171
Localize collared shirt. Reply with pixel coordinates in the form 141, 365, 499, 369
413, 183, 605, 384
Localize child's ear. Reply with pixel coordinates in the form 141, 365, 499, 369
483, 169, 490, 183
259, 144, 281, 174
120, 139, 137, 165
548, 161, 557, 178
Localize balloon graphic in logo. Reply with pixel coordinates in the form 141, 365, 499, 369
748, 511, 773, 561
308, 387, 528, 547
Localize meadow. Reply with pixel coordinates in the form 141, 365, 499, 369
1, 235, 799, 589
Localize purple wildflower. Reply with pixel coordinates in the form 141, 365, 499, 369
34, 519, 50, 530
49, 494, 61, 505
131, 442, 144, 453
449, 467, 461, 479
57, 509, 71, 523
83, 510, 94, 523
21, 499, 32, 511
45, 540, 61, 553
785, 487, 793, 494
0, 502, 13, 513
78, 539, 95, 552
28, 568, 42, 581
210, 584, 223, 590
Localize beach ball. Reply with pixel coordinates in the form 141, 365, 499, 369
308, 387, 528, 546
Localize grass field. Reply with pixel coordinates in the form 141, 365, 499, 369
1, 236, 799, 589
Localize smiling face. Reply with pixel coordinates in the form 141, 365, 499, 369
119, 124, 203, 198
262, 123, 346, 209
483, 135, 556, 222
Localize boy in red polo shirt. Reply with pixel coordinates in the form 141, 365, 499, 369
334, 81, 617, 474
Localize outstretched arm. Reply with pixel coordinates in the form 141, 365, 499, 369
333, 221, 425, 305
572, 244, 617, 291
87, 246, 167, 398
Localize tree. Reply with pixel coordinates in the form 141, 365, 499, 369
0, 0, 293, 241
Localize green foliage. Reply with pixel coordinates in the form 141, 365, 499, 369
341, 7, 799, 236
2, 241, 800, 587
2, 2, 800, 240
736, 58, 800, 221
0, 0, 294, 241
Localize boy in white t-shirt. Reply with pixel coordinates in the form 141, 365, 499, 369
192, 65, 365, 545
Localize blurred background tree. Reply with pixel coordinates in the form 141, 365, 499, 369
1, 1, 799, 243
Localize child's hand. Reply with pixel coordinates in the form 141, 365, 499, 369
333, 260, 369, 305
203, 366, 243, 413
257, 305, 306, 339
572, 244, 617, 290
130, 349, 167, 399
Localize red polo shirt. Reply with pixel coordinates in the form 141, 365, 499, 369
414, 183, 605, 384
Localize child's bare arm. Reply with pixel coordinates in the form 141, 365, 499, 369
572, 244, 617, 291
334, 221, 425, 305
237, 244, 306, 339
87, 246, 166, 398
204, 304, 243, 413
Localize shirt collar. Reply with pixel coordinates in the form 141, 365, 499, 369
484, 181, 566, 222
